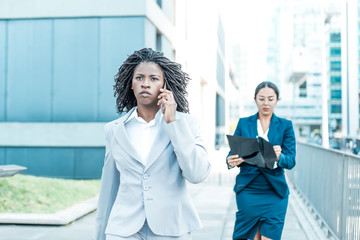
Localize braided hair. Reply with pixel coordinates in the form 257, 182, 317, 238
114, 48, 190, 113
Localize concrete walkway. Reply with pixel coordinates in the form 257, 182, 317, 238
0, 174, 309, 240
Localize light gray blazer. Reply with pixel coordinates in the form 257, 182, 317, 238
94, 108, 211, 240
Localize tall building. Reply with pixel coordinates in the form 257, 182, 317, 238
178, 0, 230, 150
326, 16, 342, 134
240, 0, 324, 139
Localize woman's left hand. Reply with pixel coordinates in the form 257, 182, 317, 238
158, 88, 177, 123
273, 145, 282, 162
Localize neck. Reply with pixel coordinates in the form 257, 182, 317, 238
137, 105, 159, 123
258, 113, 272, 122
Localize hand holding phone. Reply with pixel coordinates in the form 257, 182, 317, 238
160, 83, 167, 111
158, 82, 177, 123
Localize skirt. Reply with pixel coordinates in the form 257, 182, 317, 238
233, 173, 288, 240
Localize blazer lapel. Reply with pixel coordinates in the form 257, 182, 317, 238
112, 108, 143, 165
144, 118, 171, 172
248, 113, 258, 138
267, 113, 279, 144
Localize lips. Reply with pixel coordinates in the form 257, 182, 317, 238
263, 108, 269, 111
139, 91, 151, 97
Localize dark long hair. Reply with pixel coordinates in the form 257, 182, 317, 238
254, 81, 280, 99
113, 48, 190, 113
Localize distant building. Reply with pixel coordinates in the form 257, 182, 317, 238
340, 0, 359, 138
326, 16, 342, 134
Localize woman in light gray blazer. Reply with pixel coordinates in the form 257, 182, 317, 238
94, 48, 211, 240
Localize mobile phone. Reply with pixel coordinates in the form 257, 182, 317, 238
160, 82, 167, 111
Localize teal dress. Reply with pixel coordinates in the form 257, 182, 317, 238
227, 113, 296, 240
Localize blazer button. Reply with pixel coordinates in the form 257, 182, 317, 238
143, 174, 148, 180
144, 186, 149, 191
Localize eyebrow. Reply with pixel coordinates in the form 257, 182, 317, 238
135, 73, 161, 77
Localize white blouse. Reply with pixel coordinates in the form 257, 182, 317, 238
257, 119, 278, 169
124, 108, 163, 166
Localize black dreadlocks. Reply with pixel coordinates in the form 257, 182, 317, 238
113, 48, 190, 114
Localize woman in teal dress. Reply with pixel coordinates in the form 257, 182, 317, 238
227, 81, 296, 240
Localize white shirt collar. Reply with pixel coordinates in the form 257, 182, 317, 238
257, 119, 269, 139
124, 107, 163, 127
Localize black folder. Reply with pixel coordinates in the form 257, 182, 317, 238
226, 135, 277, 169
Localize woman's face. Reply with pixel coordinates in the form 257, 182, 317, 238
132, 61, 164, 109
255, 87, 278, 117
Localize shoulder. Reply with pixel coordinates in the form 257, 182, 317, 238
104, 113, 128, 133
104, 119, 117, 132
274, 115, 294, 136
240, 116, 252, 122
104, 108, 135, 132
176, 111, 196, 121
276, 116, 293, 127
175, 111, 200, 129
238, 113, 257, 124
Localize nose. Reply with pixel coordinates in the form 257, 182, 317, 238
141, 78, 150, 88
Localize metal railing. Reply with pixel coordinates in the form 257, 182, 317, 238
287, 142, 360, 240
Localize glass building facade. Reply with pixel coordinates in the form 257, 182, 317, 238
0, 0, 176, 178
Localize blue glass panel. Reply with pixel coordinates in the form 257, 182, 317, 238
0, 148, 5, 164
331, 104, 341, 113
330, 89, 341, 99
330, 76, 341, 84
330, 48, 341, 56
2, 147, 104, 179
74, 147, 104, 179
330, 33, 341, 43
53, 18, 99, 121
330, 61, 341, 71
98, 17, 145, 121
5, 147, 75, 177
6, 20, 52, 121
0, 21, 6, 121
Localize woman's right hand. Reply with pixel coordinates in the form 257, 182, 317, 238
227, 155, 244, 168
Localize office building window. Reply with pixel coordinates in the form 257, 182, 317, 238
331, 89, 341, 99
330, 48, 341, 56
330, 33, 341, 43
299, 81, 306, 98
331, 104, 341, 113
330, 76, 341, 84
156, 32, 162, 51
330, 61, 341, 71
156, 0, 162, 8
